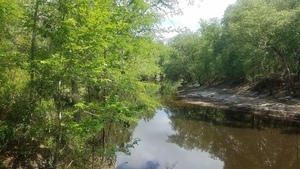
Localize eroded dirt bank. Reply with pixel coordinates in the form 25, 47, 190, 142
177, 85, 300, 122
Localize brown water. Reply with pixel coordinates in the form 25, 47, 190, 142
117, 105, 300, 169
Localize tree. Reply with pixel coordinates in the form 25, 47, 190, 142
222, 0, 300, 92
163, 31, 201, 84
0, 0, 167, 168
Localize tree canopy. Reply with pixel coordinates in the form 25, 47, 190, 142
163, 0, 300, 95
2, 0, 300, 168
0, 0, 171, 168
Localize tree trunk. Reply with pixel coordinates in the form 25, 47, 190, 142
30, 1, 39, 83
27, 0, 40, 125
271, 46, 294, 94
297, 53, 300, 80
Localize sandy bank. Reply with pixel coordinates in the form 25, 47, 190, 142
177, 85, 300, 122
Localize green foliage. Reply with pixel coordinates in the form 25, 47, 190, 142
118, 138, 141, 155
0, 0, 168, 168
160, 80, 183, 95
2, 0, 299, 167
162, 0, 300, 91
164, 31, 202, 84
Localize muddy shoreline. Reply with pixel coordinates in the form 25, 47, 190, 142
177, 85, 300, 122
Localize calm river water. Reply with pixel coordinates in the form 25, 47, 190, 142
116, 105, 300, 169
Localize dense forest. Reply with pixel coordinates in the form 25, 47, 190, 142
164, 0, 300, 95
0, 0, 174, 168
1, 0, 300, 168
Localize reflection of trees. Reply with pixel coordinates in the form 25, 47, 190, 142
167, 105, 300, 169
61, 122, 135, 169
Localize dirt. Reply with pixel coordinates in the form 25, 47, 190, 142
177, 85, 300, 122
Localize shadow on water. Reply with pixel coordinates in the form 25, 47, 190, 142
166, 103, 300, 134
117, 100, 300, 169
166, 103, 300, 169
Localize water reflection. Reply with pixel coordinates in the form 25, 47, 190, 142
117, 105, 300, 169
117, 109, 223, 169
168, 105, 300, 169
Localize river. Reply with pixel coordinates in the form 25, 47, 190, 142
116, 105, 300, 169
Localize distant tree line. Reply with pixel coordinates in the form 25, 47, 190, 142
162, 0, 300, 95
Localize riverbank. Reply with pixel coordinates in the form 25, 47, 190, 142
177, 85, 300, 122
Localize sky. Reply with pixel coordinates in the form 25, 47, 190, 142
161, 0, 237, 38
